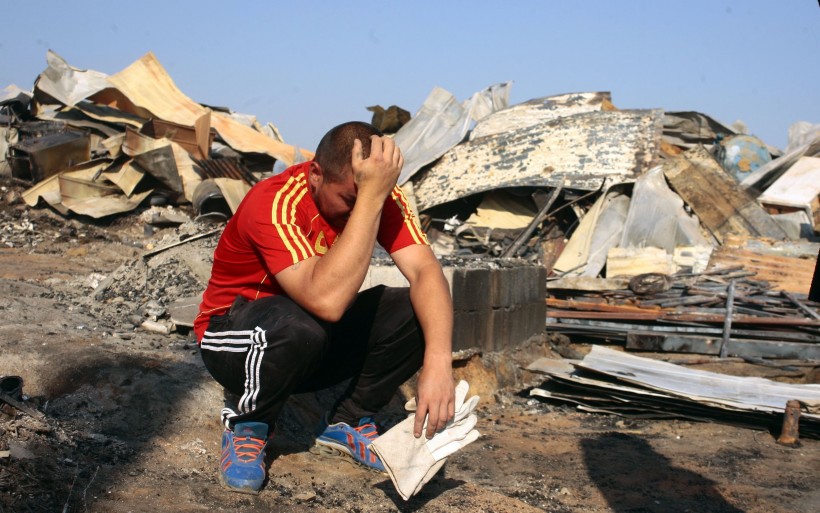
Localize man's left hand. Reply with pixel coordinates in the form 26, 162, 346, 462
413, 364, 455, 439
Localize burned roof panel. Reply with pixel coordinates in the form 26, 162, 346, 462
469, 91, 613, 140
412, 109, 663, 211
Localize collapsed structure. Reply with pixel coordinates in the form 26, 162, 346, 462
2, 50, 819, 434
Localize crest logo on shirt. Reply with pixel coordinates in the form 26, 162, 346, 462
315, 231, 328, 255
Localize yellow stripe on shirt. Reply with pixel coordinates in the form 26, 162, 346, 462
271, 175, 313, 263
391, 186, 428, 245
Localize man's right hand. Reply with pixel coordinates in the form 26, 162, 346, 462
351, 135, 403, 205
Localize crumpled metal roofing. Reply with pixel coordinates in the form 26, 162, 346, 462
412, 108, 663, 211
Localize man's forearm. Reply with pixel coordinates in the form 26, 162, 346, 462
318, 204, 381, 293
409, 265, 453, 367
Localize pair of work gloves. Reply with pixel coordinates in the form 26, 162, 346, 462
370, 380, 480, 501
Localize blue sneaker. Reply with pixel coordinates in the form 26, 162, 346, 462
220, 422, 268, 494
311, 416, 385, 472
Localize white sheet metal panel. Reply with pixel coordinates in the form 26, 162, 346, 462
394, 83, 511, 185
34, 50, 110, 107
757, 156, 820, 211
578, 345, 820, 416
469, 91, 611, 140
412, 109, 663, 212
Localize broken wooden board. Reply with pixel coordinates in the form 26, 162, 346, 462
709, 246, 815, 294
663, 145, 788, 243
606, 246, 675, 278
412, 109, 663, 211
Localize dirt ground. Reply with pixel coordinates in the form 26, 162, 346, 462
1, 174, 818, 513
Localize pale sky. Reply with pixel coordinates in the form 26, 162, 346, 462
1, 1, 818, 152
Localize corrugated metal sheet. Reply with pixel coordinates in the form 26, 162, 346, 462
95, 52, 313, 165
412, 109, 663, 211
195, 157, 257, 185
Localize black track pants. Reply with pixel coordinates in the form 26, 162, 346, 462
199, 286, 425, 431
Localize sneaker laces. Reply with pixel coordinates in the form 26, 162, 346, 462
233, 435, 266, 463
355, 417, 379, 441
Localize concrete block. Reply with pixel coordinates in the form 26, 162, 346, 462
452, 267, 491, 311
368, 257, 546, 353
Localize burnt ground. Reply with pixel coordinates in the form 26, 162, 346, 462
0, 174, 819, 513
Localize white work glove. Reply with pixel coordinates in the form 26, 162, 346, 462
370, 380, 480, 501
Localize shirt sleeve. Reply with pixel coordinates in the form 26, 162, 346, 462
244, 174, 316, 276
378, 185, 429, 254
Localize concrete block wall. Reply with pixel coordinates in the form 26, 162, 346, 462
363, 258, 546, 353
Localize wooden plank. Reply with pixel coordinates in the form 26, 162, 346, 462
663, 146, 788, 243
709, 246, 814, 294
605, 247, 675, 278
626, 331, 820, 360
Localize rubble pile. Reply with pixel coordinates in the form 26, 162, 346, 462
1, 50, 311, 223
1, 50, 819, 362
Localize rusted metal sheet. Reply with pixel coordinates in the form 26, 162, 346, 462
37, 107, 122, 138
195, 157, 257, 185
469, 91, 612, 140
412, 109, 663, 212
663, 146, 788, 243
91, 52, 312, 165
102, 159, 145, 196
140, 113, 213, 161
549, 317, 820, 344
22, 159, 108, 210
60, 187, 153, 219
123, 127, 202, 202
547, 297, 661, 314
74, 102, 146, 128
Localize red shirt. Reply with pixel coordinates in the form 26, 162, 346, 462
194, 162, 428, 341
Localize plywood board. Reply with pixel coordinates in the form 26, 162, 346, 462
708, 246, 815, 294
663, 146, 788, 243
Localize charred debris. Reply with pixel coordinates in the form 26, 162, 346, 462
2, 50, 820, 435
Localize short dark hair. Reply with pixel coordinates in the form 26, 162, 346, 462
314, 121, 384, 182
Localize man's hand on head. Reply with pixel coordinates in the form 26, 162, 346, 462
351, 135, 403, 204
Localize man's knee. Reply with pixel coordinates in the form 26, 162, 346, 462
239, 295, 331, 364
